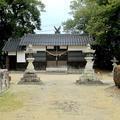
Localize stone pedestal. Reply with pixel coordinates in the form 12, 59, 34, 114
84, 57, 94, 73
26, 58, 35, 73
20, 72, 42, 85
82, 57, 96, 80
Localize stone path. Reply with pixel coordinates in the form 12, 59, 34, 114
1, 73, 120, 120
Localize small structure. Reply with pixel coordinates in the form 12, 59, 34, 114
76, 44, 103, 85
19, 44, 42, 84
111, 57, 118, 75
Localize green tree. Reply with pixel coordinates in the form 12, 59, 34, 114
86, 0, 120, 69
0, 0, 44, 68
63, 0, 120, 70
63, 0, 97, 33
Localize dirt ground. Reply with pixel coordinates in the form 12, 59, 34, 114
1, 72, 120, 120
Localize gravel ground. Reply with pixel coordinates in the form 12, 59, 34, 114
1, 72, 120, 120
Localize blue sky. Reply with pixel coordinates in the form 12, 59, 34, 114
36, 0, 72, 34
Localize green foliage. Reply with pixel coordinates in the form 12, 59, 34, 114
0, 0, 44, 38
87, 0, 120, 69
63, 19, 76, 33
96, 0, 109, 5
63, 0, 120, 70
0, 0, 44, 68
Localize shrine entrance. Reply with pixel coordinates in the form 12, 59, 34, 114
47, 61, 67, 68
46, 46, 68, 71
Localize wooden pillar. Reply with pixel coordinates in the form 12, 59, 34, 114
46, 46, 47, 70
55, 46, 58, 67
6, 54, 9, 70
67, 46, 68, 67
56, 56, 58, 67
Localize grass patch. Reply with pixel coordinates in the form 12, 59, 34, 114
0, 91, 23, 112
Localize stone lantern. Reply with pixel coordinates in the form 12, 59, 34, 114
84, 44, 95, 75
111, 57, 118, 75
25, 44, 36, 72
76, 44, 103, 84
19, 44, 42, 84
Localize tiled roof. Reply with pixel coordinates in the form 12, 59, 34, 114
2, 38, 21, 52
19, 34, 93, 46
3, 34, 93, 52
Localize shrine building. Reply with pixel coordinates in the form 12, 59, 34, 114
3, 34, 93, 71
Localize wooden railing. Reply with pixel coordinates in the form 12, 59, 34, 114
0, 69, 10, 93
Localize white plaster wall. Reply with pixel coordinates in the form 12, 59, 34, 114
17, 52, 26, 63
60, 46, 67, 49
8, 52, 16, 55
68, 46, 87, 51
47, 46, 54, 49
33, 46, 46, 51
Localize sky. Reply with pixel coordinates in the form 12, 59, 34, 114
36, 0, 72, 34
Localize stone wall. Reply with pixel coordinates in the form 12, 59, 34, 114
0, 69, 10, 93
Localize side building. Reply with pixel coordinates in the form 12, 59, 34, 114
3, 34, 93, 71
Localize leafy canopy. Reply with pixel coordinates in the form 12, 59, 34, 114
0, 0, 44, 68
0, 0, 44, 39
63, 0, 120, 69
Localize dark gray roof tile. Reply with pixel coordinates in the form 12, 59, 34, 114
19, 34, 93, 46
3, 34, 93, 52
2, 38, 21, 52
